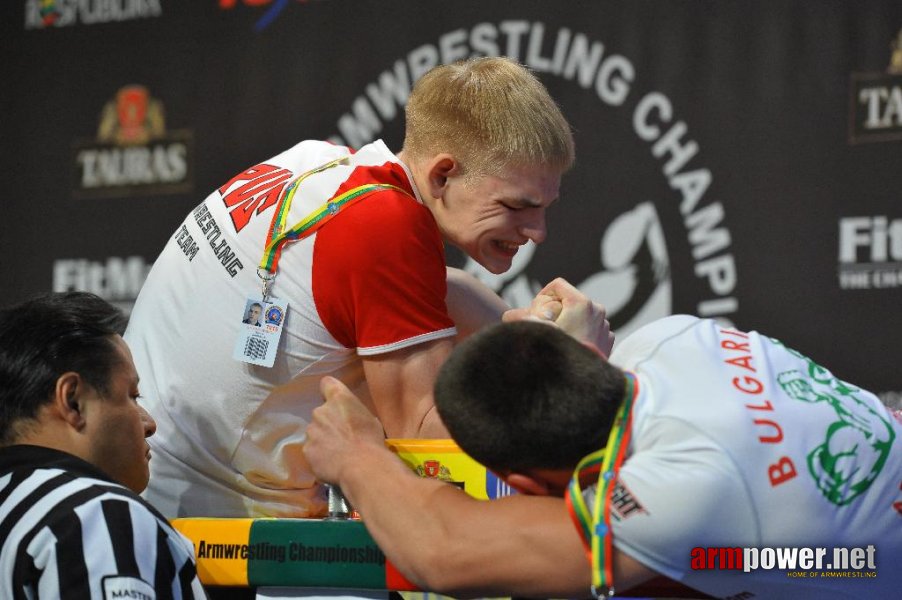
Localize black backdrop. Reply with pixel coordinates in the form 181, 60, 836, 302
2, 0, 901, 403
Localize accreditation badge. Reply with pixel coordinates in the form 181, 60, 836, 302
233, 296, 288, 368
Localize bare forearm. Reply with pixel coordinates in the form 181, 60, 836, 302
306, 377, 651, 598
445, 267, 508, 340
339, 445, 461, 589
337, 447, 593, 598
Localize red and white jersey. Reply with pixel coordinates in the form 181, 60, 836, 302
603, 315, 902, 599
125, 139, 456, 518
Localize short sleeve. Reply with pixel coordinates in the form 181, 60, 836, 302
606, 416, 758, 581
312, 188, 456, 353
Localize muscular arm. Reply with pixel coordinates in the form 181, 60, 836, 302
345, 448, 594, 597
305, 378, 657, 598
361, 268, 509, 438
362, 338, 453, 438
445, 267, 509, 341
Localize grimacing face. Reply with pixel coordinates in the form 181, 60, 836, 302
439, 163, 562, 275
82, 336, 157, 493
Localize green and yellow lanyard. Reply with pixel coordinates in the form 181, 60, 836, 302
565, 373, 637, 599
257, 156, 413, 298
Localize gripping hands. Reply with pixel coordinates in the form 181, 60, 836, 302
503, 277, 614, 357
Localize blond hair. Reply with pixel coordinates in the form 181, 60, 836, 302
402, 57, 575, 179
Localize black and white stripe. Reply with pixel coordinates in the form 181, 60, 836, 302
0, 451, 206, 599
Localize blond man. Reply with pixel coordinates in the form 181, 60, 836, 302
125, 57, 587, 519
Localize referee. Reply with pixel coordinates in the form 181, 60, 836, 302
0, 292, 206, 599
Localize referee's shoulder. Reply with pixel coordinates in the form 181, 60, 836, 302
3, 464, 176, 537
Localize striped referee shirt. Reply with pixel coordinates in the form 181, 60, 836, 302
0, 445, 207, 599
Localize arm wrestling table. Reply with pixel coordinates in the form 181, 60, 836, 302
171, 440, 510, 593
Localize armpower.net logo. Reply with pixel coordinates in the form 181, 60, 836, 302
691, 545, 878, 579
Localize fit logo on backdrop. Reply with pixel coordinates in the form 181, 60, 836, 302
838, 216, 902, 289
53, 256, 151, 314
71, 85, 194, 199
327, 21, 739, 336
849, 28, 902, 144
24, 0, 162, 30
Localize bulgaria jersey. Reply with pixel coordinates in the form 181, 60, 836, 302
600, 315, 902, 598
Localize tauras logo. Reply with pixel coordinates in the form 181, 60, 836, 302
849, 28, 902, 144
837, 216, 902, 289
329, 21, 739, 330
72, 85, 194, 199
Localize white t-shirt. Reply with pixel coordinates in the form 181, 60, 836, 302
601, 315, 902, 598
125, 139, 456, 518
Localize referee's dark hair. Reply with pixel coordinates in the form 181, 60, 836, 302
0, 291, 128, 445
434, 320, 626, 474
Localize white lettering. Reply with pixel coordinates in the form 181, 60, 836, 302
672, 169, 712, 215
470, 22, 500, 57
407, 43, 440, 83
53, 257, 150, 300
859, 86, 902, 129
859, 88, 885, 129
525, 22, 552, 72
595, 55, 633, 106
499, 20, 530, 60
76, 143, 190, 188
439, 28, 469, 64
27, 0, 161, 29
562, 34, 604, 88
365, 60, 410, 122
550, 27, 571, 75
839, 217, 874, 262
633, 90, 733, 314
324, 24, 738, 322
634, 92, 670, 141
839, 216, 902, 263
653, 121, 698, 176
685, 203, 731, 260
695, 255, 736, 295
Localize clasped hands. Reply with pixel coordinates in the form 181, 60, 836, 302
304, 277, 613, 487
